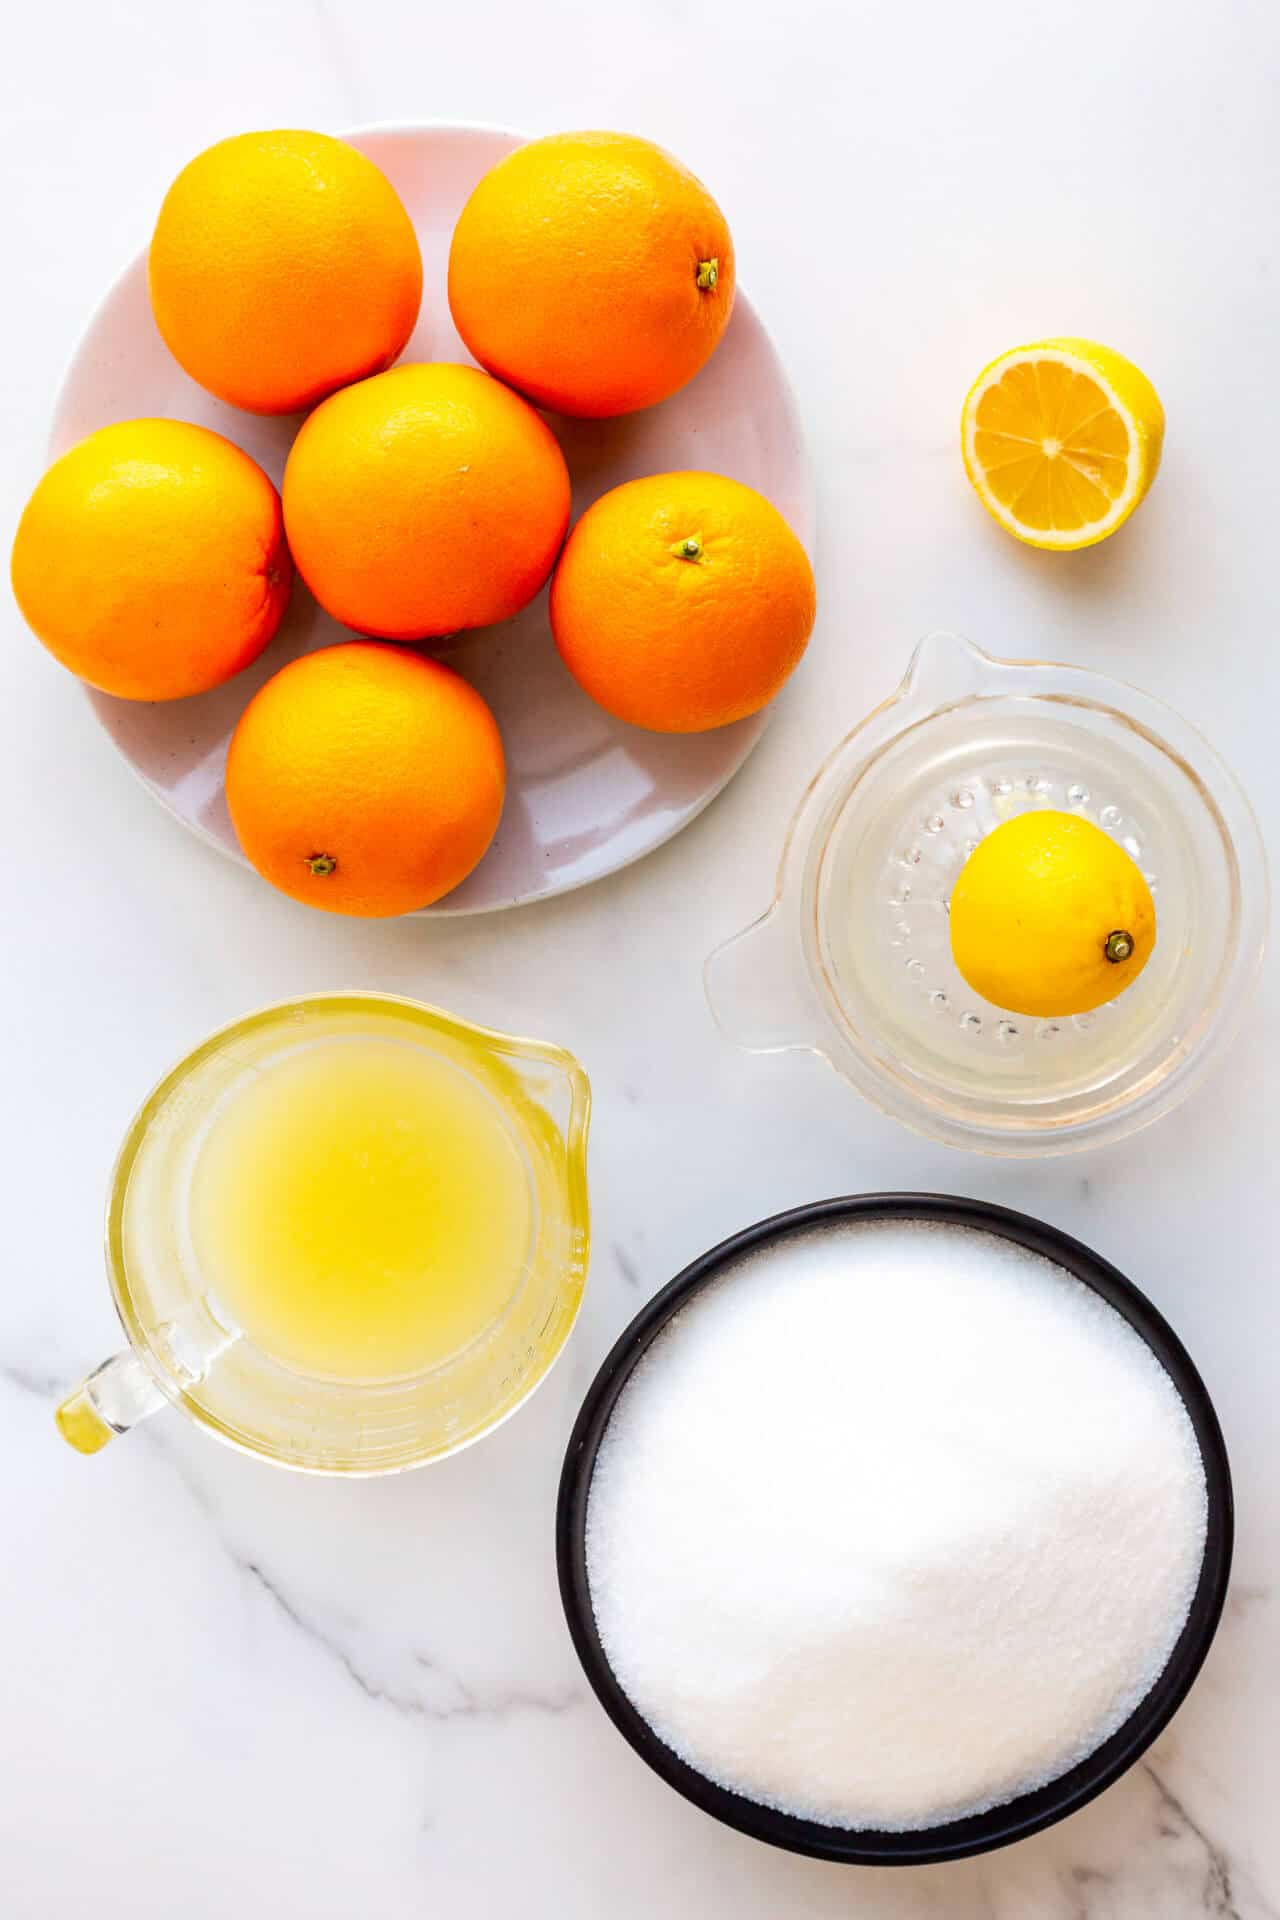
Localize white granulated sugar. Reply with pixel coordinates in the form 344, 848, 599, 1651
585, 1221, 1207, 1832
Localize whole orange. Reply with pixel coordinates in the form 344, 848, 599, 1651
149, 130, 422, 414
10, 419, 291, 701
226, 643, 505, 917
550, 472, 815, 732
448, 132, 735, 418
282, 363, 571, 639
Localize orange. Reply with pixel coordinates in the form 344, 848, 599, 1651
10, 419, 291, 701
448, 131, 735, 418
550, 472, 815, 733
226, 643, 505, 917
282, 363, 571, 639
149, 130, 422, 415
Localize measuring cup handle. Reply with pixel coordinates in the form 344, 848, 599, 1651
55, 1350, 166, 1456
704, 904, 825, 1056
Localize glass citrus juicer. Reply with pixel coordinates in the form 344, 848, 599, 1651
56, 993, 591, 1472
706, 632, 1267, 1155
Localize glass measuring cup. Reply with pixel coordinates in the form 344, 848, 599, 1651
56, 993, 591, 1472
706, 632, 1267, 1155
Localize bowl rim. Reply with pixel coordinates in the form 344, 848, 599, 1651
555, 1193, 1233, 1865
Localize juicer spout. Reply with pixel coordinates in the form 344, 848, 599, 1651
897, 630, 994, 707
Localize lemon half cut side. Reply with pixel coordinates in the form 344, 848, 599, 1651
961, 339, 1164, 551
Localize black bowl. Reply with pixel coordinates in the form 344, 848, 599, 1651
556, 1194, 1233, 1866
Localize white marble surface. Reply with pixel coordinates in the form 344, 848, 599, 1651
1, 2, 1276, 1914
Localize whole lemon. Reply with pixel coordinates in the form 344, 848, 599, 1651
949, 810, 1155, 1018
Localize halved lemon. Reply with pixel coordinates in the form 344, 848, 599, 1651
961, 339, 1164, 550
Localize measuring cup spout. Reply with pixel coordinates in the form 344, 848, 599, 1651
55, 1350, 166, 1456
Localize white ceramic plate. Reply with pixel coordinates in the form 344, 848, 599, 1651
48, 122, 814, 914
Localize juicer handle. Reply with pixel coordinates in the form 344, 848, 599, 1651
55, 1350, 167, 1455
704, 904, 827, 1056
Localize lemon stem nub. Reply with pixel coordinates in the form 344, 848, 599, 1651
671, 535, 703, 562
696, 258, 719, 290
1105, 929, 1134, 963
307, 853, 338, 877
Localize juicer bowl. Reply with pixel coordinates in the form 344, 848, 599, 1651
705, 633, 1268, 1155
